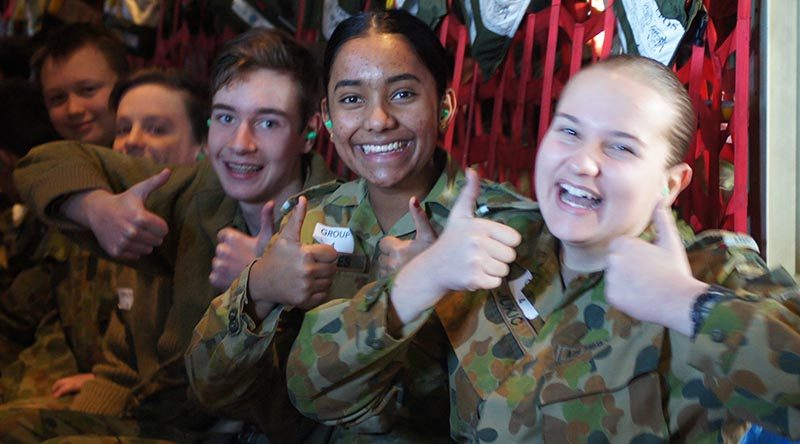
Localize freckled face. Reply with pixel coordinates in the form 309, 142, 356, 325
325, 33, 442, 190
534, 68, 678, 251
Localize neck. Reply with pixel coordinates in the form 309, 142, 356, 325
560, 242, 608, 274
238, 177, 303, 235
367, 163, 438, 231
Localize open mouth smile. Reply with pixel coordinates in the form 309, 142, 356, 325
558, 182, 602, 210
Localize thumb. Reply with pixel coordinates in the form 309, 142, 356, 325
450, 168, 480, 218
652, 200, 683, 253
279, 196, 307, 243
409, 197, 436, 242
255, 201, 275, 255
129, 168, 171, 202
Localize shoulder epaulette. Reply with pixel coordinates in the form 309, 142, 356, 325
475, 180, 539, 217
688, 229, 760, 253
280, 179, 346, 215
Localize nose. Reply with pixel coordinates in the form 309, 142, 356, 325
115, 125, 145, 156
364, 100, 397, 132
65, 94, 85, 116
229, 122, 257, 154
567, 141, 601, 176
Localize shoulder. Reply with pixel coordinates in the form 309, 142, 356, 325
475, 179, 539, 216
687, 230, 775, 287
280, 179, 349, 216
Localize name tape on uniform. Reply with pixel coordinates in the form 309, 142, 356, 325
508, 270, 538, 320
313, 223, 355, 254
117, 287, 134, 310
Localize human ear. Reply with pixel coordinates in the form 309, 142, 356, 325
302, 113, 321, 154
663, 162, 692, 205
439, 88, 457, 131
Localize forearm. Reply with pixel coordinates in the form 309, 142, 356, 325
287, 279, 432, 426
58, 189, 112, 229
186, 266, 284, 411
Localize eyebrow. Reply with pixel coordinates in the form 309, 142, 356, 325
212, 103, 289, 117
554, 112, 643, 144
333, 73, 422, 92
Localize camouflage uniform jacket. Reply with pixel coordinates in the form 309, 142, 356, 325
187, 150, 539, 442
0, 225, 139, 404
287, 218, 800, 443
13, 142, 334, 434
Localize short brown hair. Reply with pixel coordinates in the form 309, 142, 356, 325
210, 28, 321, 130
109, 69, 209, 144
585, 55, 696, 166
31, 23, 129, 86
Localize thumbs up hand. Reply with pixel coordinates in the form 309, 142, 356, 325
605, 201, 708, 336
377, 196, 437, 277
210, 201, 275, 292
246, 196, 339, 320
390, 170, 523, 324
70, 169, 171, 261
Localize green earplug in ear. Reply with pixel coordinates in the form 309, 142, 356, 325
662, 185, 670, 197
306, 131, 318, 141
441, 109, 450, 119
206, 118, 211, 128
324, 120, 333, 130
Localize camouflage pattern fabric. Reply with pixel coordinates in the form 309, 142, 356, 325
287, 217, 800, 442
0, 205, 42, 296
187, 150, 538, 442
0, 406, 205, 443
13, 143, 336, 440
0, 227, 135, 405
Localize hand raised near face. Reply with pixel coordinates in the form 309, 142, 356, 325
210, 201, 275, 292
78, 169, 171, 261
377, 196, 437, 278
390, 169, 523, 324
605, 201, 708, 336
246, 197, 339, 320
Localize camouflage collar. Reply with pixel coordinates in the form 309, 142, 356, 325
321, 149, 461, 241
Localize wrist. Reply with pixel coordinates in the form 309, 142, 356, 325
690, 283, 736, 339
61, 189, 110, 228
245, 259, 277, 321
664, 279, 709, 337
390, 255, 446, 325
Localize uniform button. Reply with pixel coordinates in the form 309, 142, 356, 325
229, 318, 241, 335
228, 309, 237, 321
710, 328, 727, 343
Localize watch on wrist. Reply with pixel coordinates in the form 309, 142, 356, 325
691, 284, 736, 339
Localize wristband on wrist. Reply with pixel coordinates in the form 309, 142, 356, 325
691, 284, 736, 339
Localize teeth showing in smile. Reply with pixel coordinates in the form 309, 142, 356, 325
360, 141, 407, 154
559, 183, 602, 210
226, 162, 262, 174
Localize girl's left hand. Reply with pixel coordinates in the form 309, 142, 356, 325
605, 202, 709, 336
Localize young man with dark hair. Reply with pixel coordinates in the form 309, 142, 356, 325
6, 28, 335, 442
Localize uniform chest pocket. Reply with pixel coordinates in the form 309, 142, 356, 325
538, 326, 669, 444
328, 269, 372, 300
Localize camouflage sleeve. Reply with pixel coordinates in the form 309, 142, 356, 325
686, 233, 800, 436
185, 261, 287, 415
286, 275, 435, 427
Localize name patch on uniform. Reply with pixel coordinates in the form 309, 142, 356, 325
508, 270, 538, 320
313, 223, 355, 253
117, 287, 134, 310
